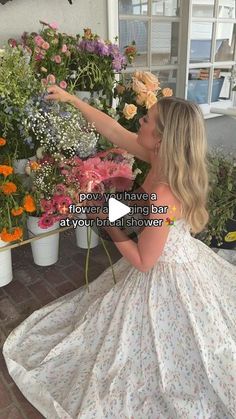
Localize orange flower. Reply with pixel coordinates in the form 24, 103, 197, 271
0, 182, 17, 195
0, 138, 6, 146
11, 207, 24, 216
0, 165, 13, 177
23, 195, 36, 213
162, 88, 173, 97
0, 227, 23, 242
30, 161, 40, 171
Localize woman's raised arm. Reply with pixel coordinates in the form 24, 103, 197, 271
45, 85, 151, 163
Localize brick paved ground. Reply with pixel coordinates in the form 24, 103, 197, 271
0, 229, 121, 419
0, 231, 235, 419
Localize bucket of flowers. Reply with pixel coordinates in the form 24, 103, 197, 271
114, 70, 173, 186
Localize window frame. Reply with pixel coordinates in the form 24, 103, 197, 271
107, 0, 236, 119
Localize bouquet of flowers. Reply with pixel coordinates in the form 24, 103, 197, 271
24, 94, 99, 162
58, 147, 140, 290
68, 28, 128, 96
115, 70, 173, 185
0, 46, 41, 158
0, 139, 36, 243
17, 21, 77, 88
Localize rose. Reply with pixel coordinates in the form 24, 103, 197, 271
162, 87, 173, 97
145, 91, 157, 109
49, 22, 59, 30
132, 77, 147, 94
54, 55, 62, 64
59, 81, 67, 89
142, 72, 160, 92
61, 44, 67, 53
133, 71, 144, 81
136, 92, 147, 106
41, 41, 50, 50
34, 35, 44, 47
123, 103, 137, 120
47, 74, 56, 84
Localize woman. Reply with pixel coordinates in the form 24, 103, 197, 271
3, 86, 236, 419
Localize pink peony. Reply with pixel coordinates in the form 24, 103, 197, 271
34, 35, 44, 47
54, 183, 67, 195
59, 80, 67, 89
53, 55, 62, 64
49, 22, 59, 30
38, 214, 55, 229
61, 44, 67, 53
46, 74, 56, 84
41, 41, 50, 50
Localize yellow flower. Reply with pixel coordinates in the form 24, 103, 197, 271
142, 72, 160, 92
132, 77, 147, 94
145, 91, 157, 109
136, 92, 147, 106
162, 87, 173, 97
123, 103, 137, 120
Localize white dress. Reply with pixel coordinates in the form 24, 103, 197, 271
2, 219, 236, 419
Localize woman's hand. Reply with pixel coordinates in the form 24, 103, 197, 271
45, 85, 73, 103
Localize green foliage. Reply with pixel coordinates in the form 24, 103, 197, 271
197, 148, 236, 246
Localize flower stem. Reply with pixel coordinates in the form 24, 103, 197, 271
85, 224, 92, 293
99, 236, 116, 284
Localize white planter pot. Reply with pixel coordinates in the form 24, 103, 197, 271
27, 216, 60, 266
75, 213, 99, 249
13, 156, 36, 175
0, 239, 13, 287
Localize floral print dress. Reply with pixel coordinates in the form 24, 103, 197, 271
2, 219, 236, 419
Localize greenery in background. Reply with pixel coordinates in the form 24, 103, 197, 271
197, 148, 236, 247
0, 46, 41, 158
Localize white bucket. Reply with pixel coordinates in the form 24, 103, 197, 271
27, 216, 60, 266
75, 213, 99, 249
0, 239, 13, 287
13, 156, 36, 175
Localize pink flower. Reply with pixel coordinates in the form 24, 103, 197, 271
61, 44, 67, 53
35, 54, 43, 61
41, 41, 50, 50
46, 74, 56, 84
34, 35, 44, 47
49, 22, 59, 30
38, 214, 55, 229
41, 78, 47, 86
59, 80, 67, 89
53, 55, 61, 64
54, 184, 67, 195
40, 199, 55, 214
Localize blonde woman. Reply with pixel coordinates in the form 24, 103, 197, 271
3, 86, 236, 419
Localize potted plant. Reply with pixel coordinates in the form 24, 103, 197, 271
197, 148, 236, 249
114, 70, 173, 187
0, 46, 41, 166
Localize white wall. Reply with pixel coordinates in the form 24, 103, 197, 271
0, 0, 108, 47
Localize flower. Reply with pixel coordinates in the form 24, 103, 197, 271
0, 227, 23, 242
142, 72, 160, 91
59, 80, 67, 89
38, 214, 55, 229
145, 91, 157, 109
41, 41, 50, 50
49, 22, 59, 30
132, 77, 147, 94
162, 87, 173, 97
0, 138, 6, 146
0, 182, 17, 195
0, 165, 13, 178
61, 44, 68, 53
46, 74, 56, 84
23, 195, 36, 212
11, 207, 24, 216
136, 92, 147, 106
40, 198, 55, 213
53, 55, 62, 64
34, 35, 44, 47
123, 103, 137, 120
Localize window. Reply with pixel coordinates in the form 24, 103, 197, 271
108, 0, 236, 117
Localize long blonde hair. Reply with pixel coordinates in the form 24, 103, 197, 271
152, 97, 209, 234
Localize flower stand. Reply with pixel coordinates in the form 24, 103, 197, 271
0, 239, 13, 287
27, 216, 60, 266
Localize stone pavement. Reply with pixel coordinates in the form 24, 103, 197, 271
0, 229, 121, 419
0, 232, 235, 419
